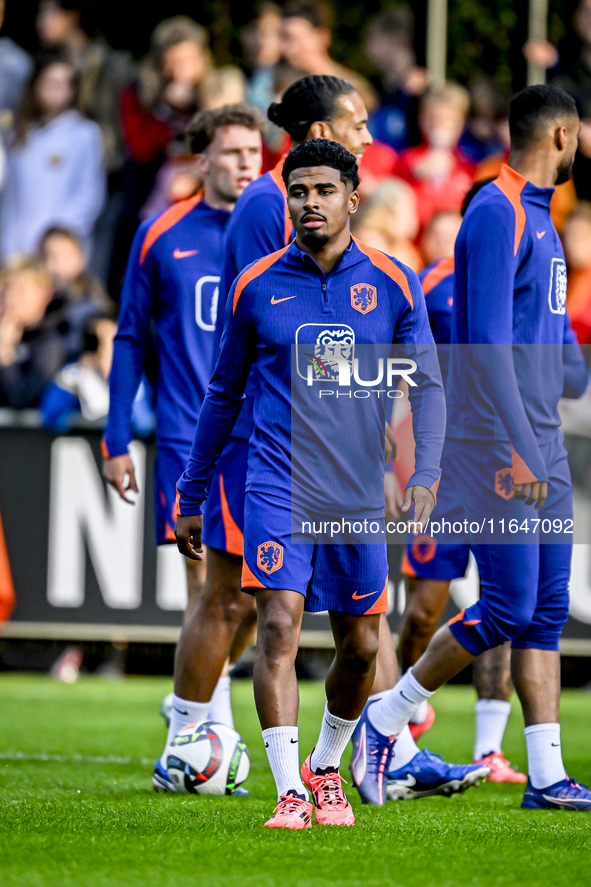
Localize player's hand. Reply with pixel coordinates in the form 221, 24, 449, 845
103, 453, 139, 504
175, 514, 204, 560
385, 471, 402, 521
514, 481, 548, 510
384, 423, 398, 465
401, 485, 435, 534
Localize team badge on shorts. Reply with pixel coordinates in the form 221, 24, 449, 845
350, 283, 377, 314
410, 534, 438, 563
494, 468, 514, 500
257, 541, 283, 574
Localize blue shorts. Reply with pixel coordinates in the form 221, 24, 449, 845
202, 437, 247, 556
241, 492, 389, 615
444, 436, 572, 654
402, 441, 469, 581
154, 443, 191, 546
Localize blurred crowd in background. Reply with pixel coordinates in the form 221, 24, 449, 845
2, 0, 591, 425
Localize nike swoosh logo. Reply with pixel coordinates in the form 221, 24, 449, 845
351, 589, 380, 600
536, 230, 546, 239
392, 774, 416, 787
399, 690, 414, 703
173, 706, 189, 716
265, 742, 269, 748
173, 248, 198, 259
551, 742, 560, 747
270, 295, 297, 304
290, 738, 298, 743
324, 718, 337, 730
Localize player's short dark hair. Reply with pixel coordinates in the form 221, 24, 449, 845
282, 0, 334, 31
510, 85, 578, 150
186, 103, 266, 154
268, 74, 356, 141
282, 138, 360, 190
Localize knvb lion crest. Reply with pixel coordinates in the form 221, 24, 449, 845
257, 540, 283, 574
494, 467, 514, 500
351, 283, 377, 315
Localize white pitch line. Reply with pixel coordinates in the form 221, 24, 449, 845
0, 751, 154, 766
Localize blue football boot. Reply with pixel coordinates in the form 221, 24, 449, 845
350, 700, 397, 805
152, 758, 175, 793
521, 776, 591, 811
387, 748, 490, 800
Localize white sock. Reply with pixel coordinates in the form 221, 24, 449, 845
310, 704, 359, 772
410, 699, 429, 725
262, 726, 308, 800
368, 670, 434, 736
159, 694, 210, 768
389, 725, 421, 770
525, 723, 567, 789
473, 699, 511, 760
208, 676, 234, 728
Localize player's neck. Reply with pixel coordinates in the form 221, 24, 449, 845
508, 151, 557, 190
202, 182, 235, 213
296, 230, 351, 273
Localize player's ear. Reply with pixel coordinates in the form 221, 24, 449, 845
554, 124, 568, 152
348, 189, 360, 215
308, 121, 331, 140
194, 152, 209, 175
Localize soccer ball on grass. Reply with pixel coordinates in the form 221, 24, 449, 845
166, 721, 250, 795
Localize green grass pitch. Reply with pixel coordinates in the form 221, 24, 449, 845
0, 675, 590, 887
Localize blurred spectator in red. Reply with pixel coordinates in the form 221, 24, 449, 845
0, 256, 70, 407
352, 177, 422, 271
120, 17, 212, 171
112, 17, 213, 293
0, 0, 32, 117
459, 77, 511, 164
140, 67, 248, 219
40, 311, 154, 436
0, 53, 105, 260
363, 6, 426, 151
420, 210, 462, 267
280, 1, 377, 112
562, 202, 591, 343
242, 3, 283, 115
394, 82, 474, 231
36, 0, 133, 175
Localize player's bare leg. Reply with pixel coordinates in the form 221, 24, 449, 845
412, 625, 475, 690
183, 554, 207, 623
228, 596, 258, 665
370, 613, 398, 694
154, 549, 257, 792
473, 643, 512, 700
511, 648, 560, 726
253, 588, 304, 729
325, 611, 380, 718
301, 611, 381, 826
175, 548, 255, 702
399, 578, 451, 672
471, 643, 526, 781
